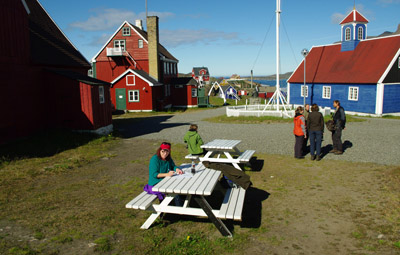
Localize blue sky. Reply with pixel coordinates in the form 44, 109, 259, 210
39, 0, 399, 77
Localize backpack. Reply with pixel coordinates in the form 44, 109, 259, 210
325, 119, 336, 132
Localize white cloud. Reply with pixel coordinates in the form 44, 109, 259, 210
160, 29, 240, 48
69, 8, 174, 31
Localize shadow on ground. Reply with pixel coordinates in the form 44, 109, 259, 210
320, 140, 353, 158
113, 115, 190, 138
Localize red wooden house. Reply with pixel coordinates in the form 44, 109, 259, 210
92, 17, 197, 111
0, 0, 112, 144
192, 67, 210, 86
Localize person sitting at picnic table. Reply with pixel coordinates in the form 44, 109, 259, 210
184, 124, 204, 155
144, 142, 183, 201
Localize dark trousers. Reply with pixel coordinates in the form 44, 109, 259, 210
309, 130, 322, 156
332, 127, 343, 152
294, 135, 304, 158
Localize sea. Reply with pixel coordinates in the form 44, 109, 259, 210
253, 79, 287, 88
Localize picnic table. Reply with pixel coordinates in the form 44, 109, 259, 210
126, 163, 246, 237
199, 139, 255, 170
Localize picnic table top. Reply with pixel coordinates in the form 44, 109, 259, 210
152, 164, 221, 196
201, 139, 241, 150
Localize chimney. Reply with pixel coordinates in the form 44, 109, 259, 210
135, 19, 143, 30
147, 16, 160, 82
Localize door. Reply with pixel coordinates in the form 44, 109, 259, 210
115, 89, 126, 110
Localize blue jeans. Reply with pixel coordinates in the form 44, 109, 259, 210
309, 130, 322, 156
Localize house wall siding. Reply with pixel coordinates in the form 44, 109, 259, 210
382, 84, 400, 113
290, 83, 377, 113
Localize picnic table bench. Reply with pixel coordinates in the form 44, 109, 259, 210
125, 163, 246, 237
199, 139, 255, 170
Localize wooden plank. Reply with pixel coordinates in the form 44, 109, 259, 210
203, 170, 221, 196
233, 188, 246, 220
152, 177, 170, 192
218, 188, 233, 219
125, 191, 148, 208
237, 150, 256, 162
138, 194, 158, 210
154, 176, 176, 193
180, 168, 208, 194
166, 177, 187, 193
226, 188, 240, 219
188, 169, 210, 195
195, 168, 216, 195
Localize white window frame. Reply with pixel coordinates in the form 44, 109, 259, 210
398, 56, 400, 68
357, 27, 363, 40
322, 86, 331, 99
138, 39, 143, 48
99, 86, 105, 104
122, 27, 130, 36
126, 75, 135, 86
192, 88, 197, 97
114, 40, 125, 51
345, 27, 351, 41
301, 85, 308, 97
348, 87, 359, 101
128, 90, 139, 102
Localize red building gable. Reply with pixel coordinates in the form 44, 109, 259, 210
288, 35, 400, 84
0, 0, 112, 144
92, 17, 198, 111
340, 9, 369, 24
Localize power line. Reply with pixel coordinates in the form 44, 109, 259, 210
251, 15, 275, 71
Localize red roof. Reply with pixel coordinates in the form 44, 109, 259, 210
288, 35, 400, 84
340, 9, 368, 25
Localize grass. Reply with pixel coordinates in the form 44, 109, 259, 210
0, 126, 399, 254
204, 113, 367, 124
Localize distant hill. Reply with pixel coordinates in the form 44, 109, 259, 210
371, 23, 400, 38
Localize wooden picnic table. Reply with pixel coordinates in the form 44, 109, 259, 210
128, 163, 246, 237
199, 139, 255, 170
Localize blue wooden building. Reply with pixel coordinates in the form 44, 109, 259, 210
288, 9, 400, 115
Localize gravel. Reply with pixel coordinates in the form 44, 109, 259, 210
119, 107, 400, 165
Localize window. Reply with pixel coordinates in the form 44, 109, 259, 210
128, 90, 139, 102
345, 27, 351, 41
348, 87, 359, 101
398, 56, 400, 68
138, 39, 143, 48
126, 75, 135, 86
192, 88, 197, 97
357, 27, 363, 40
175, 85, 183, 89
114, 40, 125, 51
322, 86, 331, 99
122, 27, 130, 36
164, 84, 171, 96
301, 85, 308, 97
99, 86, 105, 104
87, 69, 93, 77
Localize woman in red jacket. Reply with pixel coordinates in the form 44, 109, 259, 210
293, 106, 306, 159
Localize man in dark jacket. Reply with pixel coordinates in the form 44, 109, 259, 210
330, 100, 346, 155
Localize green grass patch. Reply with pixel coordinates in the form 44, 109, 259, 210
204, 113, 367, 124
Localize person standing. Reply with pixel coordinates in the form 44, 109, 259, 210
293, 106, 306, 159
303, 104, 310, 152
307, 104, 324, 161
330, 100, 346, 155
183, 124, 204, 155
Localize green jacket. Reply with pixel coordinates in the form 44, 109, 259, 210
148, 155, 178, 186
183, 131, 204, 155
